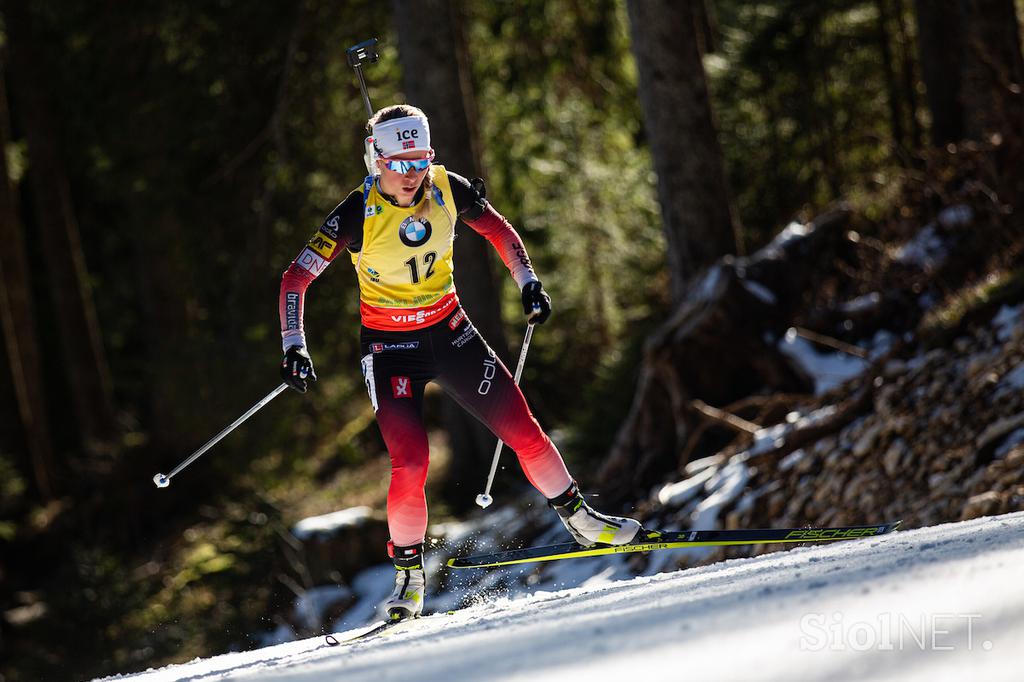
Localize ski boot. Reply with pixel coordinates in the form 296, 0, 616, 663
548, 480, 642, 547
381, 541, 425, 621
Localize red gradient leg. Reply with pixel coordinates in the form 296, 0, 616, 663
362, 351, 432, 546
437, 330, 571, 498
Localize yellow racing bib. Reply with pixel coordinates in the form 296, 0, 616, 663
351, 166, 459, 329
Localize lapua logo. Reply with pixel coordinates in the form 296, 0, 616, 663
372, 342, 419, 353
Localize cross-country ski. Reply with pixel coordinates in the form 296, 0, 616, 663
447, 521, 902, 568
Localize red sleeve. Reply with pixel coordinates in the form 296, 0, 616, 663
462, 203, 539, 289
279, 191, 362, 351
279, 234, 345, 351
280, 264, 317, 351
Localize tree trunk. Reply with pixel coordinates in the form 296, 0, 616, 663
958, 0, 1024, 146
692, 0, 719, 56
913, 0, 966, 146
0, 58, 56, 500
876, 0, 908, 155
4, 1, 116, 452
894, 0, 924, 151
811, 27, 843, 199
597, 210, 851, 501
626, 0, 740, 304
130, 210, 197, 458
392, 0, 513, 511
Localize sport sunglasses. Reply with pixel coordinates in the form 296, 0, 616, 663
381, 151, 434, 173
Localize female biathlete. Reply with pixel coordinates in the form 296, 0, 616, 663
278, 104, 640, 620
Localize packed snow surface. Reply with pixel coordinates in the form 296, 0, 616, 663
100, 512, 1024, 682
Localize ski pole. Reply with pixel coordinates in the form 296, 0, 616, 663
346, 38, 380, 173
475, 322, 537, 509
152, 382, 289, 489
346, 38, 379, 117
346, 37, 378, 116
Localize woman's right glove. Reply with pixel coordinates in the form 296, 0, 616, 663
281, 345, 317, 393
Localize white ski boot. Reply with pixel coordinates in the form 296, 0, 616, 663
549, 481, 641, 547
381, 542, 425, 621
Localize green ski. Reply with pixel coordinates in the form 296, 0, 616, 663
447, 521, 902, 569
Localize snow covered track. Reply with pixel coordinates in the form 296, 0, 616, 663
102, 513, 1024, 682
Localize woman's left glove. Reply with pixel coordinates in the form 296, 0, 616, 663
521, 281, 552, 325
281, 345, 317, 393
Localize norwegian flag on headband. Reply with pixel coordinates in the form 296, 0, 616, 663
372, 115, 431, 157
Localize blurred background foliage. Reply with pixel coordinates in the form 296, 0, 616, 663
1, 0, 1014, 678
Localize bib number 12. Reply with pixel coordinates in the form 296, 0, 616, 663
404, 251, 436, 284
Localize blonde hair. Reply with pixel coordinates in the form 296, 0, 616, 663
367, 104, 449, 225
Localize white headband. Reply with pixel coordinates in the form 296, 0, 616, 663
372, 115, 431, 158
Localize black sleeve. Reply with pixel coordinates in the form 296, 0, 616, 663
320, 188, 366, 252
447, 171, 488, 221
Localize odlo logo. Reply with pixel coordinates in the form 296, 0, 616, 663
399, 217, 432, 247
322, 216, 340, 238
478, 353, 497, 396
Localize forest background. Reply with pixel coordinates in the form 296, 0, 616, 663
1, 1, 1023, 679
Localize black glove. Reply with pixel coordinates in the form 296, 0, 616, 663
280, 345, 317, 393
521, 281, 552, 325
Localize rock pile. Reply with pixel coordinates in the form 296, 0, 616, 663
647, 303, 1024, 569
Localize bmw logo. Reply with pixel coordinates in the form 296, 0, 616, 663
399, 217, 432, 247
